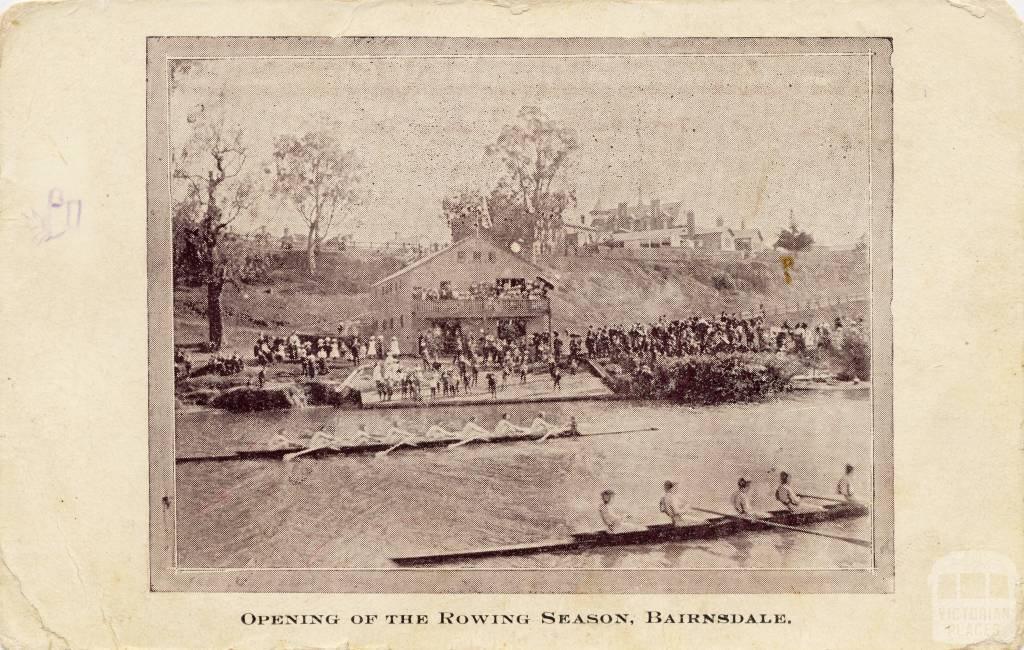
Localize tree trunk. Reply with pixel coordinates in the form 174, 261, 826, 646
306, 222, 318, 276
207, 279, 224, 350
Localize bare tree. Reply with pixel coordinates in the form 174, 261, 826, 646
271, 131, 363, 275
172, 95, 256, 349
485, 106, 578, 249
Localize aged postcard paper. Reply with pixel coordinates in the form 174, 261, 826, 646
2, 1, 1022, 649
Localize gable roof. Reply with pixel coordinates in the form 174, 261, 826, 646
732, 228, 764, 241
369, 233, 550, 289
693, 228, 736, 238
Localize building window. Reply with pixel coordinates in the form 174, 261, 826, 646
488, 252, 496, 262
399, 314, 404, 329
457, 251, 466, 262
390, 317, 395, 330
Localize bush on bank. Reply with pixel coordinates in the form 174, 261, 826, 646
605, 353, 798, 405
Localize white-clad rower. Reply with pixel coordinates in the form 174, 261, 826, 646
528, 410, 562, 441
599, 489, 644, 533
775, 472, 822, 512
307, 425, 345, 449
731, 477, 770, 519
448, 415, 492, 447
345, 423, 379, 446
272, 428, 302, 448
493, 413, 529, 438
659, 480, 699, 526
424, 419, 456, 441
385, 419, 418, 447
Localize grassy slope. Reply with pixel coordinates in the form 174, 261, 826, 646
174, 248, 869, 351
543, 250, 868, 329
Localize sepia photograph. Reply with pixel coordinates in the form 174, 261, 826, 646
149, 36, 892, 592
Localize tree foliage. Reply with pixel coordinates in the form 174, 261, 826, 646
172, 95, 257, 348
271, 131, 363, 275
477, 107, 579, 248
441, 187, 488, 243
774, 222, 815, 252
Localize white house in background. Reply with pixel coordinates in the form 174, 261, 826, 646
733, 228, 766, 252
587, 197, 756, 252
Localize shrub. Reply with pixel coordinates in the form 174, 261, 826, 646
606, 353, 797, 405
836, 329, 870, 381
711, 272, 736, 291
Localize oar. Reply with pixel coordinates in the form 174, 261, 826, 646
283, 443, 335, 462
692, 507, 872, 548
375, 439, 419, 458
798, 493, 846, 503
580, 426, 659, 438
447, 436, 487, 449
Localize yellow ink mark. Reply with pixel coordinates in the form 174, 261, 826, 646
781, 256, 795, 284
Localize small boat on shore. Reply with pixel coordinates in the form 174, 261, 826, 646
389, 501, 869, 566
175, 427, 655, 464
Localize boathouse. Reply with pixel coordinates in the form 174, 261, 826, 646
367, 234, 555, 353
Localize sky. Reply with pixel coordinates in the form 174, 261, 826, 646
168, 52, 873, 246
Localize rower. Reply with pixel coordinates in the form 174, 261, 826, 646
732, 478, 753, 514
731, 478, 769, 518
307, 425, 344, 449
528, 410, 561, 441
659, 480, 694, 526
385, 419, 418, 447
272, 428, 301, 448
454, 415, 492, 445
775, 472, 800, 510
837, 464, 856, 501
565, 416, 580, 436
424, 419, 456, 441
492, 413, 528, 438
775, 472, 821, 512
598, 490, 643, 533
346, 423, 378, 446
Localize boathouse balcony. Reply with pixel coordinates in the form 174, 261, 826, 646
413, 297, 550, 320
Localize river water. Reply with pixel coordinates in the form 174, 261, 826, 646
175, 390, 872, 569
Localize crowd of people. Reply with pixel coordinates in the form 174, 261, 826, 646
253, 331, 402, 371
412, 279, 549, 302
192, 305, 865, 401
581, 313, 865, 364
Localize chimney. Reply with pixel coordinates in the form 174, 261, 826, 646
616, 202, 628, 231
686, 210, 695, 236
650, 199, 661, 230
716, 216, 724, 229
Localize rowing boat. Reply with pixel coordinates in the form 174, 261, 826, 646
389, 501, 869, 566
176, 427, 637, 463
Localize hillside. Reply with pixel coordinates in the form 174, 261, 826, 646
174, 247, 869, 351
541, 250, 868, 329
